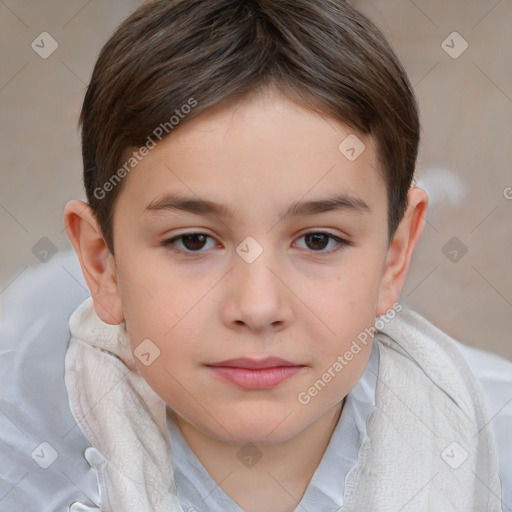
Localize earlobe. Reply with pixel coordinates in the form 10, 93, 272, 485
376, 187, 428, 316
64, 199, 124, 324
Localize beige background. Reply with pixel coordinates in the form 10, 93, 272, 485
1, 0, 511, 360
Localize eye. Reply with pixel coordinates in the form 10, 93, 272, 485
294, 232, 350, 253
162, 232, 217, 252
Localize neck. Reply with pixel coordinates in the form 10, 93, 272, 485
174, 400, 345, 512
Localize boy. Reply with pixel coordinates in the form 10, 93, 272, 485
1, 0, 511, 511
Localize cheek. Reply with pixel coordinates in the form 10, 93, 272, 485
323, 261, 383, 330
310, 260, 382, 375
115, 251, 186, 336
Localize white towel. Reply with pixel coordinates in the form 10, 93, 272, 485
342, 308, 503, 511
65, 297, 183, 511
65, 297, 502, 511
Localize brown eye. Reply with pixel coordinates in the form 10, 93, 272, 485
305, 233, 330, 250
295, 232, 349, 253
182, 234, 208, 250
163, 233, 214, 252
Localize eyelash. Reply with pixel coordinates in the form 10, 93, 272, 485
161, 231, 351, 255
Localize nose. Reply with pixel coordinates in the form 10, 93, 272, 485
221, 243, 293, 333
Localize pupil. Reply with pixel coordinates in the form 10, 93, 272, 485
184, 234, 206, 251
306, 233, 328, 250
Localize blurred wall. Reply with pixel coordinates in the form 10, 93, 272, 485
1, 0, 511, 359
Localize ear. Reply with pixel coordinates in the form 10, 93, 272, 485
64, 199, 124, 324
376, 187, 428, 316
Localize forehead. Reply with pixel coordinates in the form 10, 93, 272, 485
117, 88, 386, 220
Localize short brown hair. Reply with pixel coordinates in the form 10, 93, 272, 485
79, 0, 420, 253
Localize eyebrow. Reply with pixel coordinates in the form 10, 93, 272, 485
144, 192, 370, 219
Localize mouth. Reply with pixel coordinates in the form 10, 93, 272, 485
205, 357, 306, 389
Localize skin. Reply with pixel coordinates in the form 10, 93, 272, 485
65, 85, 428, 512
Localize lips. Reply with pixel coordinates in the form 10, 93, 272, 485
206, 357, 301, 370
206, 357, 306, 389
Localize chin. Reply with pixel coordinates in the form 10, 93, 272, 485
210, 411, 304, 446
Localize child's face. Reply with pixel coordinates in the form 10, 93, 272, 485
98, 87, 408, 444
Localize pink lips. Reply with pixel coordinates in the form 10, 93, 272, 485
206, 357, 305, 389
